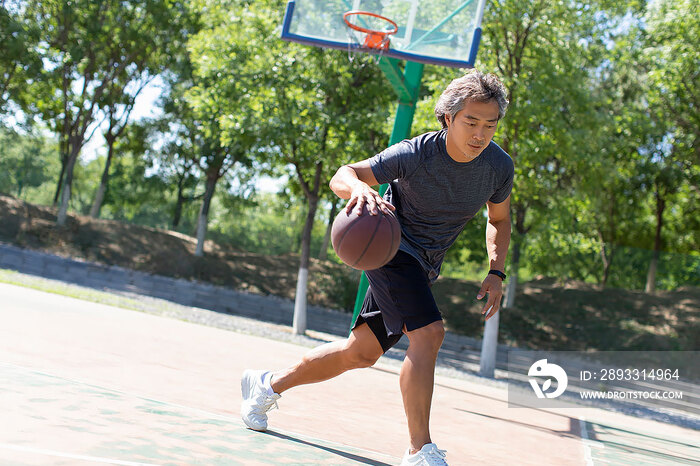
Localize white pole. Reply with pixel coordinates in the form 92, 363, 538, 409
479, 308, 499, 377
292, 267, 308, 335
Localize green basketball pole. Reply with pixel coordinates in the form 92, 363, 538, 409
350, 59, 424, 330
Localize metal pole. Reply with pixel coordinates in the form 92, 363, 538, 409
350, 60, 424, 330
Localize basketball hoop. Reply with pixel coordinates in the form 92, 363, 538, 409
343, 11, 398, 51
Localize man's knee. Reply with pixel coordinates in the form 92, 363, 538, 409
407, 321, 445, 352
343, 338, 383, 369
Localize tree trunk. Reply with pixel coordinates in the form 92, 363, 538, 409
293, 192, 320, 334
56, 144, 81, 226
318, 197, 339, 260
598, 235, 614, 288
89, 138, 115, 218
56, 157, 77, 226
293, 162, 323, 335
53, 154, 68, 207
645, 189, 665, 293
172, 176, 187, 229
507, 204, 527, 307
646, 251, 659, 293
194, 175, 218, 257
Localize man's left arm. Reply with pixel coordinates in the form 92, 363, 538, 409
477, 195, 511, 320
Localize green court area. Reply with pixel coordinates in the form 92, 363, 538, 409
581, 418, 699, 466
0, 364, 396, 466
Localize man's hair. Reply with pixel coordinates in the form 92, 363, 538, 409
434, 70, 509, 129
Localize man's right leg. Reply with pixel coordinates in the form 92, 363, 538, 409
241, 322, 384, 431
270, 322, 384, 394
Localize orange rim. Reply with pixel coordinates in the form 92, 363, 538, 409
343, 10, 398, 38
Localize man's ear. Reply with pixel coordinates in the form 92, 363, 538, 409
444, 114, 451, 128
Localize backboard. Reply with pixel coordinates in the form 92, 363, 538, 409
281, 0, 487, 68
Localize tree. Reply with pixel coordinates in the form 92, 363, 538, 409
578, 1, 699, 292
21, 0, 187, 226
145, 50, 206, 230
475, 0, 637, 299
0, 1, 41, 116
318, 196, 340, 260
262, 47, 394, 334
641, 0, 700, 292
89, 2, 193, 219
96, 124, 174, 227
184, 0, 268, 256
0, 126, 56, 198
89, 76, 158, 218
185, 0, 394, 327
465, 0, 636, 375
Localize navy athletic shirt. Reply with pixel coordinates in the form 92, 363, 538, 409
369, 129, 514, 283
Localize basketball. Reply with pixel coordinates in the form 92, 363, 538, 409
331, 205, 401, 271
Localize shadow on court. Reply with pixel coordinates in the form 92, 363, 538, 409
263, 431, 392, 466
455, 408, 583, 440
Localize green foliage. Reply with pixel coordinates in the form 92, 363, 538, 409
645, 0, 700, 166
207, 191, 328, 256
100, 153, 174, 228
0, 2, 42, 115
0, 126, 58, 199
1, 0, 697, 293
69, 156, 103, 215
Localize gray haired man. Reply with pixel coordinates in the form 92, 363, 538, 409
241, 70, 513, 465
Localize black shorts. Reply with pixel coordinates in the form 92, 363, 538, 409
352, 250, 442, 353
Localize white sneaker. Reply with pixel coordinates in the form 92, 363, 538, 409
400, 443, 448, 466
240, 370, 281, 431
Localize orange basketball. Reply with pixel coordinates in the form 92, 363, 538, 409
331, 205, 401, 271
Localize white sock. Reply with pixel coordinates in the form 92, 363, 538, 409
261, 372, 276, 395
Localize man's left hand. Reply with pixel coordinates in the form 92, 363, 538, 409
476, 274, 504, 321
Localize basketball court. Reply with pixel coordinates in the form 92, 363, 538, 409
1, 1, 697, 465
1, 281, 698, 465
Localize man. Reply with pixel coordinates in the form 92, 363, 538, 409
241, 70, 513, 465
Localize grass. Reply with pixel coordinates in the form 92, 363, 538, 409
0, 268, 173, 315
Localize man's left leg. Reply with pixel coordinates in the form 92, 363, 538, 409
400, 320, 445, 453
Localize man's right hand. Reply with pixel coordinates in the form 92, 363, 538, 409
346, 182, 395, 216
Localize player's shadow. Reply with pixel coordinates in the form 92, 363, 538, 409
263, 430, 393, 465
454, 409, 583, 440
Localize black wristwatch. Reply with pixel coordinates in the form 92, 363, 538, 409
488, 269, 506, 281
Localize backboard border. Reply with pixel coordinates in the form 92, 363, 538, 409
280, 0, 485, 68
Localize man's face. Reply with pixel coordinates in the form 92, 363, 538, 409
444, 100, 500, 163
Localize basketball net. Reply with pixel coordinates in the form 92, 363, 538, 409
344, 11, 397, 65
346, 31, 393, 65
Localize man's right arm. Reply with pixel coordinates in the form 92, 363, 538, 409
329, 160, 395, 216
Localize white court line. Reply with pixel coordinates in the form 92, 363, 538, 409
0, 361, 401, 463
0, 443, 159, 466
578, 416, 598, 466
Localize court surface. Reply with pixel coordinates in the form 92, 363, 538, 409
1, 282, 698, 465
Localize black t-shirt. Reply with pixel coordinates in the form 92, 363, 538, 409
369, 129, 514, 282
